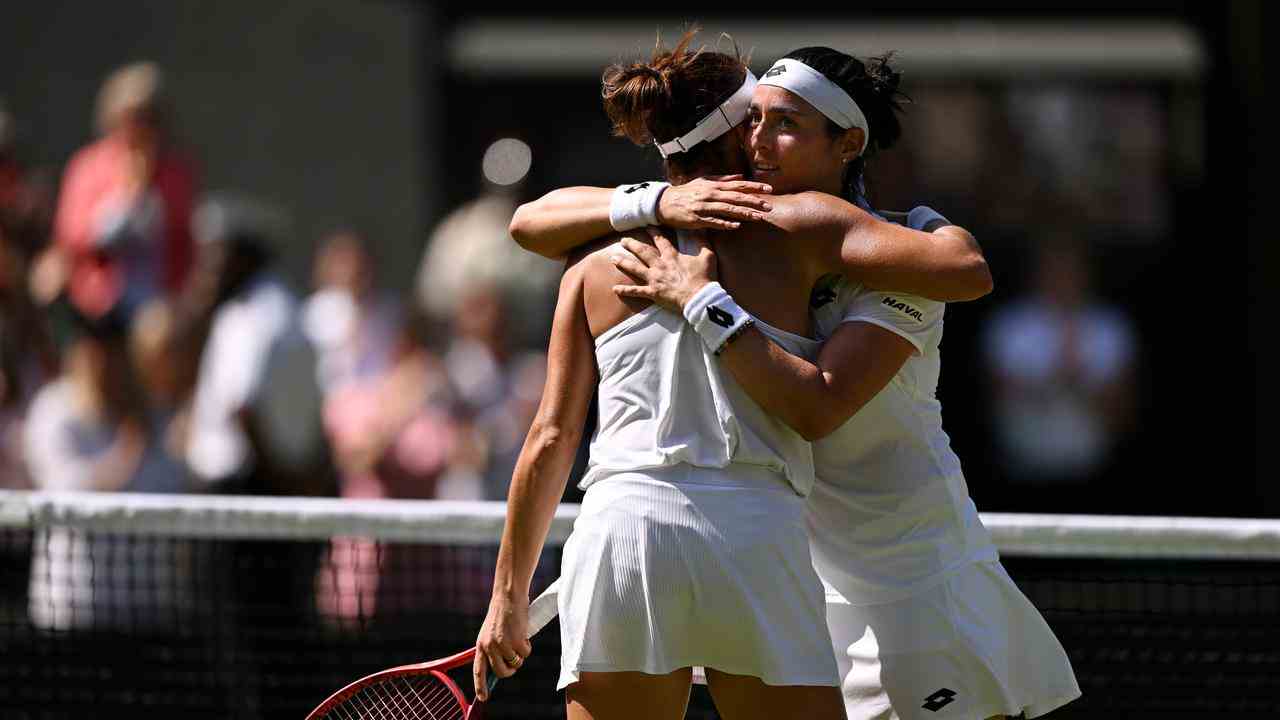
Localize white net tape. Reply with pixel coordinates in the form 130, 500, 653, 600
3, 490, 1279, 559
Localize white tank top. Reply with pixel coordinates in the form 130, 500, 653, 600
580, 233, 820, 495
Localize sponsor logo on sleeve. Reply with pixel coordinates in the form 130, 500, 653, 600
881, 296, 924, 323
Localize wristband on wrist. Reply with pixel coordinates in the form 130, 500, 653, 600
609, 181, 671, 231
682, 282, 754, 355
907, 205, 949, 231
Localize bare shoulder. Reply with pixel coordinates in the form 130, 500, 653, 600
765, 191, 860, 233
568, 233, 651, 285
566, 233, 653, 335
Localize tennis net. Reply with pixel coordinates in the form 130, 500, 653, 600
2, 491, 1278, 719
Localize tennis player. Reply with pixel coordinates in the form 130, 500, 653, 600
610, 49, 1082, 719
474, 32, 993, 720
504, 40, 1080, 720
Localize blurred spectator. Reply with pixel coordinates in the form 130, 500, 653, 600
982, 237, 1138, 497
302, 229, 403, 394
321, 320, 454, 501
127, 300, 194, 493
22, 310, 145, 494
315, 316, 463, 626
436, 283, 534, 500
33, 62, 197, 321
22, 308, 190, 630
184, 196, 334, 708
415, 137, 558, 350
476, 349, 547, 500
183, 195, 331, 496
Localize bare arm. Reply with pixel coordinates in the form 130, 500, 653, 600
475, 256, 597, 697
509, 178, 774, 259
509, 186, 615, 259
611, 230, 912, 440
716, 322, 914, 440
774, 193, 992, 302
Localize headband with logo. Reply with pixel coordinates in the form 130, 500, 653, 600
655, 69, 758, 158
758, 58, 870, 155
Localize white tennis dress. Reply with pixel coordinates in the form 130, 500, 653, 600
556, 233, 838, 690
807, 262, 1081, 719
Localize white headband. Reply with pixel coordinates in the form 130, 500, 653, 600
655, 69, 758, 158
758, 58, 870, 154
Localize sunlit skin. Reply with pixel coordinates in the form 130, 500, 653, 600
746, 85, 865, 197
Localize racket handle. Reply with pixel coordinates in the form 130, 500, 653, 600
484, 578, 559, 696
527, 577, 560, 636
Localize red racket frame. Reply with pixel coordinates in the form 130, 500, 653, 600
305, 646, 477, 719
305, 578, 560, 720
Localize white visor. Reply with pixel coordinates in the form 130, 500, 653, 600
655, 69, 758, 158
758, 58, 870, 154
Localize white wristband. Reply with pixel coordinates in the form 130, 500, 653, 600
907, 205, 949, 231
683, 282, 753, 355
609, 181, 670, 231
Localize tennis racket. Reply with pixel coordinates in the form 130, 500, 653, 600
306, 578, 560, 720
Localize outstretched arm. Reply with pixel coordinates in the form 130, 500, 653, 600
509, 177, 774, 259
475, 256, 597, 698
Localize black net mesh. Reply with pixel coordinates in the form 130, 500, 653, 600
2, 497, 1278, 719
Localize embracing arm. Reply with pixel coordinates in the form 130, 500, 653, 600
509, 178, 774, 259
717, 321, 914, 440
475, 258, 597, 696
509, 186, 616, 259
779, 193, 992, 302
847, 221, 991, 302
610, 230, 914, 441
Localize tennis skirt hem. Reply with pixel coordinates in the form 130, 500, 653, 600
559, 661, 840, 691
826, 560, 1080, 720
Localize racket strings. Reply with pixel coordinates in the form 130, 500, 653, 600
324, 673, 465, 720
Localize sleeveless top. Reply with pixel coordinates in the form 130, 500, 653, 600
580, 232, 820, 495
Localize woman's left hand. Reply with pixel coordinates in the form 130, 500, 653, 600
611, 228, 717, 313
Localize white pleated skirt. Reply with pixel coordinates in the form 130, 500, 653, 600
824, 560, 1081, 720
557, 464, 839, 690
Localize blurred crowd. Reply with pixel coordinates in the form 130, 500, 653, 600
0, 61, 560, 509
2, 61, 1148, 516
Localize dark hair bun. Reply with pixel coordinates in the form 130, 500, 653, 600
601, 28, 746, 155
864, 53, 903, 101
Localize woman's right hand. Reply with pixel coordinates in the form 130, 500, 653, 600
473, 593, 533, 701
656, 175, 773, 230
612, 228, 717, 313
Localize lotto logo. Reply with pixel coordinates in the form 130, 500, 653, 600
707, 305, 733, 328
922, 688, 957, 712
623, 183, 650, 194
764, 65, 787, 78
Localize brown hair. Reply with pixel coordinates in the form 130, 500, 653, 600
601, 28, 748, 181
